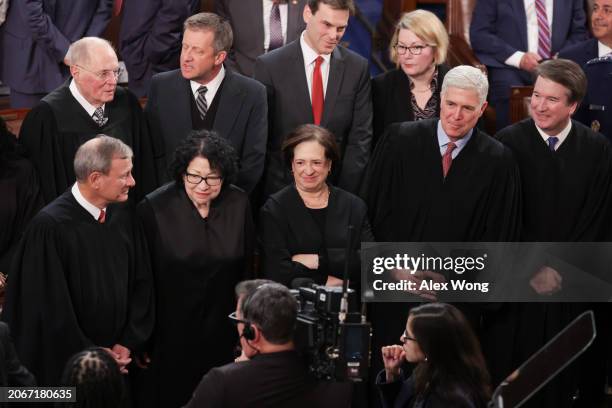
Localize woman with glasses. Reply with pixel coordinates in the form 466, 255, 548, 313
260, 124, 373, 288
134, 130, 254, 408
372, 10, 450, 147
378, 303, 491, 408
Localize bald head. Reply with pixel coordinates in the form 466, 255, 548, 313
66, 37, 116, 67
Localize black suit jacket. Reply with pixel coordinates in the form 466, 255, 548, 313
254, 39, 372, 197
260, 184, 374, 287
145, 68, 267, 193
558, 38, 599, 67
184, 350, 352, 408
215, 0, 307, 77
371, 65, 449, 146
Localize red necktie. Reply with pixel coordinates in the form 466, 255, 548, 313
113, 0, 123, 16
311, 56, 324, 125
98, 209, 106, 224
535, 0, 551, 59
442, 142, 457, 178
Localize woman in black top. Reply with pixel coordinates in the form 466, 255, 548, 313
372, 9, 450, 146
378, 303, 491, 408
260, 124, 373, 288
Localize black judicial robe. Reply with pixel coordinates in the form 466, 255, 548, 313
18, 82, 163, 204
0, 157, 43, 273
495, 119, 612, 407
260, 184, 374, 287
362, 119, 521, 406
135, 182, 254, 408
2, 191, 155, 386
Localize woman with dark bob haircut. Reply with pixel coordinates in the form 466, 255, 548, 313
260, 124, 373, 288
134, 130, 254, 407
57, 347, 124, 408
378, 303, 491, 408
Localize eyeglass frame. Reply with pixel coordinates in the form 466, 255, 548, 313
75, 65, 123, 81
184, 172, 223, 186
400, 328, 418, 344
393, 44, 435, 56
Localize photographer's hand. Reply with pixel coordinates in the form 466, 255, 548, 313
292, 254, 319, 269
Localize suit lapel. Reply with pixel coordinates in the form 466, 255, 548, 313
287, 0, 303, 38
289, 40, 315, 123
173, 74, 193, 141
512, 0, 529, 51
322, 47, 344, 126
213, 71, 243, 138
253, 1, 265, 49
551, 0, 564, 51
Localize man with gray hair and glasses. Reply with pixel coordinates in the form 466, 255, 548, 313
362, 65, 521, 395
3, 135, 155, 387
18, 37, 163, 204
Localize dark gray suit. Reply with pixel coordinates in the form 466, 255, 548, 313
0, 0, 113, 107
254, 39, 372, 197
215, 0, 306, 77
146, 68, 267, 193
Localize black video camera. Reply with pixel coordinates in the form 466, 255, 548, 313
292, 284, 371, 382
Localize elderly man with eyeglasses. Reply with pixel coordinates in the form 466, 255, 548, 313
18, 37, 164, 204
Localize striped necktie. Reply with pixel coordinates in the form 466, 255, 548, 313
196, 86, 208, 120
535, 0, 552, 59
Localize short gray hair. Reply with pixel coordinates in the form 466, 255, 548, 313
65, 37, 116, 67
183, 13, 233, 54
441, 65, 489, 107
74, 135, 133, 181
234, 279, 274, 300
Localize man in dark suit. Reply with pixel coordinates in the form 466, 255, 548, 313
254, 0, 371, 198
215, 0, 307, 77
119, 0, 200, 98
0, 0, 113, 108
559, 0, 612, 66
470, 0, 588, 130
184, 282, 352, 408
146, 12, 267, 193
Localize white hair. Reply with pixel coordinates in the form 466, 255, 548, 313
65, 37, 115, 66
441, 65, 489, 107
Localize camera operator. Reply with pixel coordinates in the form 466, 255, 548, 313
184, 282, 352, 408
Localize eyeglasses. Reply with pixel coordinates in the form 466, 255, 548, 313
185, 172, 223, 186
76, 65, 123, 81
228, 311, 249, 325
393, 44, 434, 56
400, 329, 418, 344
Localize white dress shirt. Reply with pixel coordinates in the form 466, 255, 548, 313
300, 31, 331, 101
598, 41, 612, 57
535, 118, 572, 150
71, 183, 105, 221
69, 79, 105, 116
190, 65, 226, 108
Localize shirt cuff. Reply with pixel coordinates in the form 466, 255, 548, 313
505, 51, 524, 68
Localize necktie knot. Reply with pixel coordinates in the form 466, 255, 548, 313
547, 136, 559, 151
315, 56, 324, 68
98, 209, 106, 224
92, 107, 107, 127
197, 86, 208, 96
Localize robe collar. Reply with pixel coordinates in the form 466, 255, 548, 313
71, 183, 106, 221
69, 79, 105, 117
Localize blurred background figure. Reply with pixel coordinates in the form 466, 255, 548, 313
119, 0, 200, 97
0, 0, 113, 108
378, 303, 491, 408
215, 0, 307, 76
371, 9, 449, 147
260, 124, 373, 288
135, 130, 254, 408
0, 117, 42, 284
58, 347, 125, 408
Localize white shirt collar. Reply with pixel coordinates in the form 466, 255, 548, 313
190, 65, 226, 104
598, 41, 612, 57
299, 31, 331, 66
535, 118, 573, 150
69, 79, 104, 117
71, 183, 105, 220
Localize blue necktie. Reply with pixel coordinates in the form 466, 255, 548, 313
547, 136, 559, 151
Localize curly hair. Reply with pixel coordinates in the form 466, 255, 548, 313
57, 347, 124, 408
168, 129, 238, 187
